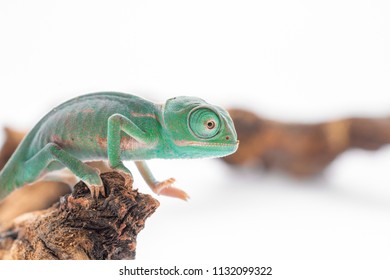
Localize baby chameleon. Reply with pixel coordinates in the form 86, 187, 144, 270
0, 92, 238, 200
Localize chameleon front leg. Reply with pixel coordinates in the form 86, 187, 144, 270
22, 143, 104, 198
107, 114, 152, 185
135, 161, 189, 201
107, 114, 189, 200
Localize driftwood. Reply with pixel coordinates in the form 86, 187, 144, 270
0, 128, 159, 259
0, 172, 159, 260
224, 109, 390, 177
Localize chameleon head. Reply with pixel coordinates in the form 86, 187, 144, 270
163, 96, 239, 159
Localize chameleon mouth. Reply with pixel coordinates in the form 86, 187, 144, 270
174, 140, 239, 148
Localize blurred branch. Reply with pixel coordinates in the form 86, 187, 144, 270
223, 109, 390, 177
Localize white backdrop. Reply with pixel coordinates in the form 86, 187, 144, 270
0, 0, 390, 264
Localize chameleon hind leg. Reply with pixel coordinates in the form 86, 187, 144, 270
23, 143, 104, 198
135, 161, 189, 201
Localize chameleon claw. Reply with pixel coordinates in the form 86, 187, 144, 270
87, 184, 105, 199
111, 163, 134, 188
116, 170, 134, 188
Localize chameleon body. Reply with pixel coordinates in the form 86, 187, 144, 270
0, 92, 238, 200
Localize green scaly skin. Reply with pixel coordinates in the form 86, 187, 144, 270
0, 92, 238, 200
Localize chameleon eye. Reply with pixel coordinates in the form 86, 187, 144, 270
189, 107, 221, 139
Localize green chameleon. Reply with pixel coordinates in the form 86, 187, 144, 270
0, 92, 238, 200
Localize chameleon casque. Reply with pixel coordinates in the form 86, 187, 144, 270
0, 92, 238, 200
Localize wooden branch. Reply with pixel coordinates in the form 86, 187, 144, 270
0, 127, 159, 259
223, 108, 390, 177
0, 172, 159, 260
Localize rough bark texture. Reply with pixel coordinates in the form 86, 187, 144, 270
223, 108, 390, 177
0, 172, 159, 260
0, 127, 159, 259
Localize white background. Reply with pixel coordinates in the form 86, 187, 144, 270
0, 0, 390, 274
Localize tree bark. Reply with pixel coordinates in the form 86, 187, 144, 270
0, 172, 159, 260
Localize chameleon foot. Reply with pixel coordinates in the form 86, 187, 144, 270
81, 168, 104, 198
116, 170, 134, 188
159, 186, 190, 201
111, 163, 134, 188
152, 177, 175, 194
151, 178, 190, 201
86, 184, 106, 199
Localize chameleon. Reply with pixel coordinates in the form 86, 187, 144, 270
0, 92, 238, 200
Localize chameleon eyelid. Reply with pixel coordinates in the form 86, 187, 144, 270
187, 106, 222, 139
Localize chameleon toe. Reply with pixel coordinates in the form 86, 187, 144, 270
152, 178, 176, 194
116, 170, 134, 188
87, 184, 105, 198
158, 186, 190, 201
